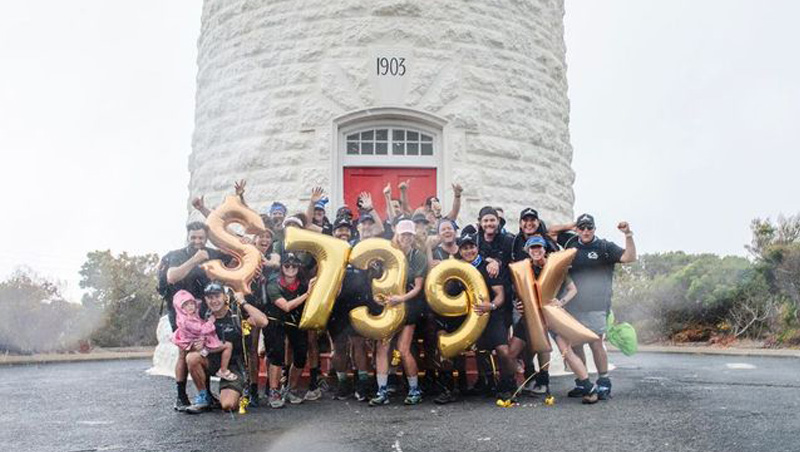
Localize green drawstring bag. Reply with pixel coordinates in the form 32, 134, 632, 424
606, 311, 638, 356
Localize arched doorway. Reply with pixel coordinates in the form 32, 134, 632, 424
332, 108, 447, 216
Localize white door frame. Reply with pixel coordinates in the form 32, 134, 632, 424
330, 107, 449, 209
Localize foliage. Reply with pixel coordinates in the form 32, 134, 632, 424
79, 250, 162, 347
0, 269, 91, 353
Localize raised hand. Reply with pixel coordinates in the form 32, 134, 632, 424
398, 179, 410, 191
234, 179, 246, 197
310, 186, 325, 204
191, 196, 206, 212
359, 192, 374, 211
452, 183, 463, 197
617, 221, 631, 235
383, 182, 392, 196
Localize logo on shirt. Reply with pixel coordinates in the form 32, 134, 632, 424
587, 251, 599, 260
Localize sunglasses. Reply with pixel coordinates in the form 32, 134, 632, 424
577, 225, 594, 231
282, 263, 300, 269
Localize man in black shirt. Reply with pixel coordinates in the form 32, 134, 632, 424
184, 282, 268, 414
557, 213, 637, 400
157, 221, 232, 411
457, 232, 517, 400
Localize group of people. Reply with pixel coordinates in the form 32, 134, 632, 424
158, 179, 636, 414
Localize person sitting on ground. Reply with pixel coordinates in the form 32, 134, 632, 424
171, 290, 237, 381
184, 282, 268, 414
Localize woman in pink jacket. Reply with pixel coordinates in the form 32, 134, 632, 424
171, 289, 237, 381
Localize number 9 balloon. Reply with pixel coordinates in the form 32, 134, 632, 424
201, 195, 267, 295
425, 258, 490, 359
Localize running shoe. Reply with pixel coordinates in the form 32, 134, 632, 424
404, 388, 423, 405
174, 394, 191, 412
369, 387, 390, 406
285, 389, 304, 405
567, 378, 584, 398
433, 389, 458, 405
184, 390, 211, 414
581, 383, 599, 405
354, 380, 368, 402
596, 377, 612, 400
304, 388, 322, 401
268, 389, 285, 409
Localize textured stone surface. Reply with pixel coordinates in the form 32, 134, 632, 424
189, 0, 575, 225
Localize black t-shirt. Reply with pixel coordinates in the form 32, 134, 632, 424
381, 219, 394, 240
211, 310, 246, 370
558, 232, 624, 313
478, 230, 515, 268
432, 244, 460, 262
157, 247, 232, 307
334, 266, 372, 315
266, 279, 308, 325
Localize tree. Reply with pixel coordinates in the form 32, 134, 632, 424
79, 251, 161, 347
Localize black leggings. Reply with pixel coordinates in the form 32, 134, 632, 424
264, 322, 308, 369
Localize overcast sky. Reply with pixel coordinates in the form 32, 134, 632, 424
1, 1, 798, 301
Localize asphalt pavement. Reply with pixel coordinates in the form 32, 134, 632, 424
2, 352, 798, 452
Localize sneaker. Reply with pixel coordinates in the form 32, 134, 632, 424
404, 388, 423, 405
531, 372, 550, 396
567, 379, 584, 398
268, 389, 285, 409
369, 387, 390, 406
285, 389, 304, 405
174, 394, 191, 412
248, 387, 260, 408
521, 379, 537, 395
184, 390, 211, 414
354, 380, 368, 402
581, 383, 599, 405
434, 389, 458, 405
334, 381, 351, 400
596, 377, 612, 400
304, 388, 322, 401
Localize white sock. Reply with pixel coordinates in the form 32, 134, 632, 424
408, 376, 419, 389
377, 374, 388, 388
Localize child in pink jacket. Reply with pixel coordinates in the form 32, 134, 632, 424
171, 290, 237, 381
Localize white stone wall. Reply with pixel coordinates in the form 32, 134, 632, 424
189, 0, 575, 226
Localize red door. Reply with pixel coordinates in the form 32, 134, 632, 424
343, 167, 437, 217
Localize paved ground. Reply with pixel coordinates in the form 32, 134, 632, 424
2, 352, 798, 452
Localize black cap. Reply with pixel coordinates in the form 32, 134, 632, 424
333, 216, 353, 231
478, 206, 498, 220
359, 213, 375, 224
457, 232, 479, 247
282, 252, 302, 265
576, 213, 595, 228
393, 214, 411, 226
336, 206, 353, 219
204, 282, 224, 294
520, 207, 539, 221
412, 212, 429, 224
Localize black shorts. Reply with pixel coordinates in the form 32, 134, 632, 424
328, 313, 354, 341
435, 314, 465, 334
263, 322, 308, 368
207, 353, 245, 395
168, 307, 178, 332
512, 317, 527, 341
477, 312, 510, 351
404, 298, 426, 326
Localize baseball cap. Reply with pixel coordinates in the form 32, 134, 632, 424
204, 282, 224, 294
576, 213, 595, 228
457, 232, 479, 247
337, 205, 353, 219
520, 207, 539, 221
283, 217, 304, 229
282, 252, 302, 266
269, 202, 287, 215
333, 216, 353, 231
395, 219, 415, 235
359, 213, 375, 224
314, 196, 329, 211
524, 236, 547, 250
412, 212, 429, 224
478, 206, 498, 220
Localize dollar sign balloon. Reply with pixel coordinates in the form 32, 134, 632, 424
201, 195, 267, 295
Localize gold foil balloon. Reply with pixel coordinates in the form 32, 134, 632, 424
537, 249, 576, 303
509, 259, 552, 353
348, 238, 407, 340
509, 248, 599, 350
284, 227, 351, 330
201, 195, 267, 295
425, 258, 490, 359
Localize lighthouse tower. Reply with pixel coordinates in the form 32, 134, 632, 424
188, 0, 575, 224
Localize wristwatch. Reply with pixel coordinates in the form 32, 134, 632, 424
490, 302, 496, 311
